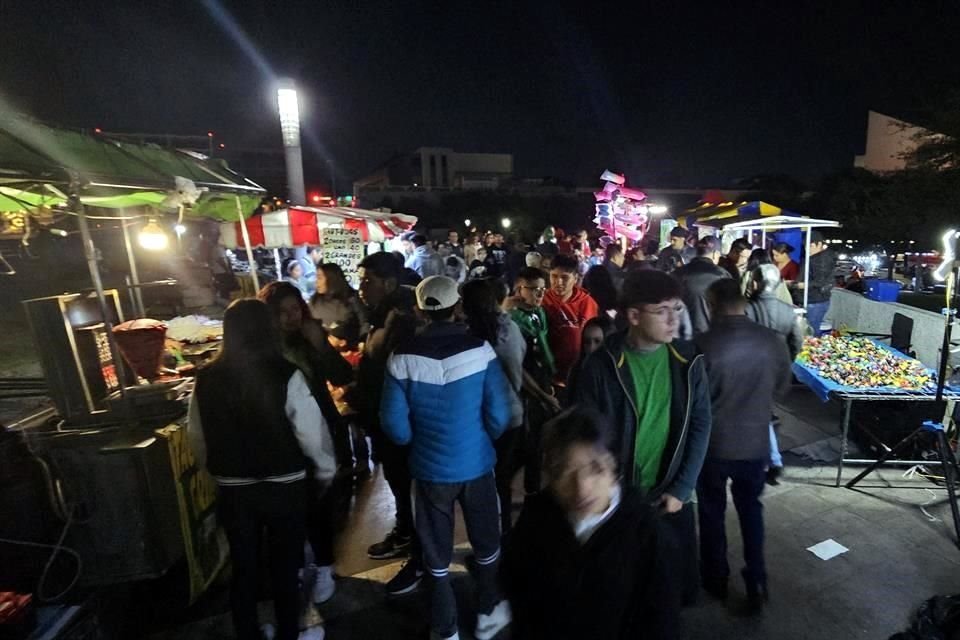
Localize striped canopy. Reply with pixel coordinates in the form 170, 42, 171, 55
219, 206, 417, 249
679, 201, 796, 229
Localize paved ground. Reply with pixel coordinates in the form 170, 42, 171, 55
143, 385, 960, 639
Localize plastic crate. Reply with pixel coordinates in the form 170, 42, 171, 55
865, 278, 901, 302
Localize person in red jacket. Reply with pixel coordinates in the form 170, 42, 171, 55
542, 253, 599, 393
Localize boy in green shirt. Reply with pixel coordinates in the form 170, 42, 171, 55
506, 267, 562, 494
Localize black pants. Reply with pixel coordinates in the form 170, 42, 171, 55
217, 481, 307, 640
659, 501, 700, 606
374, 434, 422, 564
697, 458, 767, 589
305, 478, 335, 567
494, 428, 525, 534
522, 396, 552, 495
415, 473, 502, 637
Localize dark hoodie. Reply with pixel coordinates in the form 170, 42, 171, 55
355, 286, 418, 427
572, 332, 711, 502
542, 286, 599, 385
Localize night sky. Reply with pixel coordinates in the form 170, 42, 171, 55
2, 0, 959, 191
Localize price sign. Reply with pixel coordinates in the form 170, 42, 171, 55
322, 227, 364, 288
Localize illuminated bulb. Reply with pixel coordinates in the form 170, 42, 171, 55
139, 219, 169, 251
464, 219, 471, 227
501, 218, 512, 229
174, 224, 187, 235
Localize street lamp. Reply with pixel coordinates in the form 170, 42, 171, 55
464, 219, 471, 227
138, 219, 169, 251
501, 217, 511, 229
277, 79, 306, 205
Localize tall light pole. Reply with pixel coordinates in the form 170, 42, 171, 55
277, 79, 306, 205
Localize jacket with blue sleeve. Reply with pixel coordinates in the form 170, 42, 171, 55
380, 321, 513, 483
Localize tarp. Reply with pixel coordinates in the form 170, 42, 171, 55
679, 201, 796, 228
0, 114, 265, 220
219, 207, 417, 248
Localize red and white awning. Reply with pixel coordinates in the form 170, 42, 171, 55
219, 207, 417, 249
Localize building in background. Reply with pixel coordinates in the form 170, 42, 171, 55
854, 111, 931, 173
354, 147, 513, 194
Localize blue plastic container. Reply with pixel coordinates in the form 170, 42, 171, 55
864, 278, 900, 302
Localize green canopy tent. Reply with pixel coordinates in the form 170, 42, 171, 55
0, 113, 268, 396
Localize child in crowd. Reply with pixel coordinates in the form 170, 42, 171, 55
502, 408, 676, 639
506, 267, 561, 494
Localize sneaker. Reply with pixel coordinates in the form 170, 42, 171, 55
367, 529, 412, 560
475, 600, 511, 640
384, 560, 423, 596
298, 626, 325, 640
765, 466, 783, 486
311, 564, 336, 604
430, 632, 459, 640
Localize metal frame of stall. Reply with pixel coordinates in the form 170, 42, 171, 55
698, 214, 841, 309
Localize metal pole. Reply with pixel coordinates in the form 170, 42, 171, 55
803, 227, 811, 310
120, 216, 146, 317
284, 145, 306, 205
70, 188, 130, 401
235, 195, 260, 291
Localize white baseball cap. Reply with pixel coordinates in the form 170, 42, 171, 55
416, 275, 461, 311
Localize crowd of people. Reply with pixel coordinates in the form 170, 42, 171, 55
188, 223, 838, 640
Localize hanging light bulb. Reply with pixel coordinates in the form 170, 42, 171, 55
139, 219, 169, 251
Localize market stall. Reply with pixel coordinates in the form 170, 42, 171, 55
217, 206, 417, 288
0, 115, 268, 617
793, 333, 960, 486
696, 214, 841, 309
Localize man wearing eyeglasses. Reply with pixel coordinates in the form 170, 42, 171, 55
573, 269, 712, 609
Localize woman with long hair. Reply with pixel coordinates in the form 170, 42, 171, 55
309, 262, 367, 336
582, 264, 618, 317
460, 278, 526, 533
189, 299, 334, 640
771, 242, 800, 282
257, 281, 352, 606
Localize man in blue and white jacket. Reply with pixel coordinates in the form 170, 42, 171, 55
381, 275, 513, 640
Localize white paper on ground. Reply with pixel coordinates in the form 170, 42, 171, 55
807, 538, 849, 560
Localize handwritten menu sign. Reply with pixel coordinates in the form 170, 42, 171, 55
323, 227, 364, 288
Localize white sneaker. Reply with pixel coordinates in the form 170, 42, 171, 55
298, 626, 325, 640
311, 564, 336, 604
260, 623, 276, 640
429, 632, 459, 640
475, 600, 511, 640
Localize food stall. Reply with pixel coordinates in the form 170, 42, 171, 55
217, 205, 417, 289
0, 114, 268, 633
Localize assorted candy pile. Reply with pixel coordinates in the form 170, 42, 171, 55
797, 335, 932, 390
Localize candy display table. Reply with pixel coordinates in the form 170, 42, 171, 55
792, 335, 960, 486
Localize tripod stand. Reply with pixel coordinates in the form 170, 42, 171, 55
845, 260, 960, 548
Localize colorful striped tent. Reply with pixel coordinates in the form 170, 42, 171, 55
219, 206, 417, 249
679, 201, 797, 229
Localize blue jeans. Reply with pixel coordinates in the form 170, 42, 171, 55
769, 423, 783, 468
806, 301, 830, 336
696, 458, 768, 590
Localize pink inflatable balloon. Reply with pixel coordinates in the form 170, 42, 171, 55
618, 186, 647, 201
600, 170, 625, 185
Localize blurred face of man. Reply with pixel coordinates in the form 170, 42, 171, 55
736, 248, 751, 269
671, 236, 686, 250
625, 298, 683, 346
358, 267, 395, 309
516, 277, 546, 308
448, 231, 459, 245
549, 442, 618, 521
276, 295, 303, 334
550, 268, 577, 300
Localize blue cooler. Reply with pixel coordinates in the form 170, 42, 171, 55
865, 278, 900, 302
